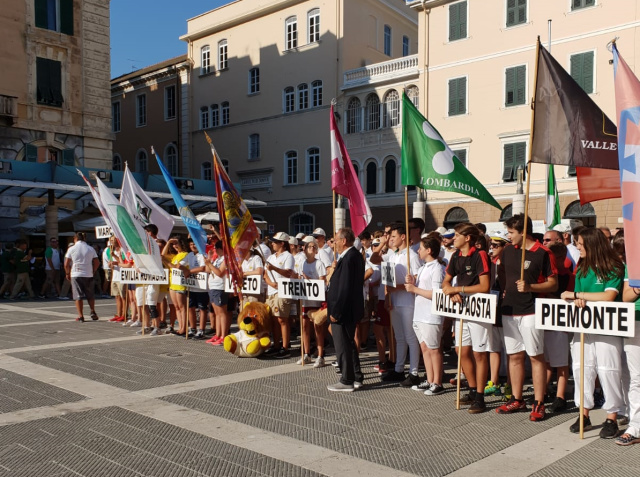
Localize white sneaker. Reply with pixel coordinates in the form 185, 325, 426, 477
296, 354, 313, 365
150, 328, 162, 336
313, 356, 326, 368
136, 327, 151, 335
411, 379, 431, 392
58, 296, 69, 300
124, 319, 133, 327
130, 321, 141, 328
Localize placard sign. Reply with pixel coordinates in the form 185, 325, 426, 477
171, 269, 208, 291
535, 298, 636, 338
95, 225, 112, 239
380, 262, 397, 287
225, 275, 262, 295
430, 290, 497, 324
118, 268, 169, 284
277, 279, 326, 301
111, 269, 121, 282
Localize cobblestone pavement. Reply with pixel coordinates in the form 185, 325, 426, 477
0, 298, 638, 476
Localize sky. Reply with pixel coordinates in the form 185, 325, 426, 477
110, 0, 229, 78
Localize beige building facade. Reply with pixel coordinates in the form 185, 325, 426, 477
398, 0, 635, 230
181, 0, 418, 234
111, 56, 190, 176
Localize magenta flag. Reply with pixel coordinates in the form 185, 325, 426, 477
613, 43, 640, 287
330, 105, 371, 237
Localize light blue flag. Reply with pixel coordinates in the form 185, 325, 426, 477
154, 151, 208, 256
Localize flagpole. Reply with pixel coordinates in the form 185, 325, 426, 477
580, 332, 585, 439
332, 191, 337, 257
520, 37, 541, 281
404, 187, 410, 274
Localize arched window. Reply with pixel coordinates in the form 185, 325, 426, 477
352, 162, 360, 182
406, 85, 419, 107
201, 45, 211, 74
383, 90, 400, 127
365, 94, 380, 131
284, 87, 295, 113
290, 212, 314, 235
346, 97, 362, 134
308, 9, 320, 43
298, 83, 309, 110
307, 147, 320, 183
221, 101, 230, 125
564, 200, 596, 227
136, 149, 148, 173
311, 80, 322, 107
201, 161, 212, 181
210, 104, 219, 127
285, 150, 298, 185
366, 161, 377, 195
384, 158, 396, 193
218, 39, 228, 70
285, 16, 298, 49
499, 204, 512, 222
112, 154, 122, 171
444, 206, 469, 229
166, 144, 178, 177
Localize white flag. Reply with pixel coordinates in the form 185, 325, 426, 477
95, 177, 164, 276
121, 165, 175, 240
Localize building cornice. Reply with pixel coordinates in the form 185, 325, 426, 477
111, 60, 190, 94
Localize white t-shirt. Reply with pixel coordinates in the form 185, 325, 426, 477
266, 251, 295, 296
413, 260, 446, 324
567, 243, 580, 269
208, 256, 226, 290
45, 246, 61, 271
243, 254, 265, 291
66, 241, 98, 278
101, 247, 110, 270
294, 252, 306, 275
317, 245, 334, 268
187, 252, 206, 270
378, 250, 393, 300
300, 259, 326, 307
259, 243, 271, 261
389, 247, 422, 308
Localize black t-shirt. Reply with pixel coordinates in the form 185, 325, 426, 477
500, 241, 557, 315
445, 247, 490, 287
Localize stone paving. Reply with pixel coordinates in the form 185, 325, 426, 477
0, 298, 639, 476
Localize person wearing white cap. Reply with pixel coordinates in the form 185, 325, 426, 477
263, 232, 296, 359
441, 229, 456, 265
553, 223, 580, 269
312, 228, 334, 268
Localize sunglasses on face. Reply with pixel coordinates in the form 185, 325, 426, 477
489, 242, 503, 248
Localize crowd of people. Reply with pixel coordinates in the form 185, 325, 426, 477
10, 214, 640, 447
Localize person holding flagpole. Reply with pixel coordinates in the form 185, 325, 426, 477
163, 237, 190, 337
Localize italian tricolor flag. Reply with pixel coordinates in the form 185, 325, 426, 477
546, 165, 561, 229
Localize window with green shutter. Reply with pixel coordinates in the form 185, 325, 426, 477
448, 77, 467, 116
567, 164, 577, 176
449, 1, 467, 42
570, 51, 594, 94
571, 0, 595, 11
25, 144, 38, 162
36, 57, 63, 107
506, 0, 527, 27
502, 142, 526, 181
452, 149, 467, 168
505, 65, 526, 107
34, 0, 73, 35
62, 149, 74, 166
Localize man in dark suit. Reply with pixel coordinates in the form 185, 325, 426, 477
327, 227, 365, 392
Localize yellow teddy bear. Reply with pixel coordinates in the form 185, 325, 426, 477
223, 302, 272, 357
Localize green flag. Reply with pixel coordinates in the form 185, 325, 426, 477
546, 165, 561, 229
401, 93, 502, 210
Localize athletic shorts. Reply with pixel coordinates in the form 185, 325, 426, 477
110, 280, 126, 299
71, 277, 95, 301
454, 319, 472, 348
487, 326, 504, 353
266, 293, 293, 318
412, 322, 443, 350
374, 300, 390, 327
135, 285, 159, 307
208, 289, 228, 307
363, 297, 376, 323
467, 321, 494, 353
544, 330, 570, 367
503, 314, 544, 357
189, 291, 210, 310
104, 269, 112, 282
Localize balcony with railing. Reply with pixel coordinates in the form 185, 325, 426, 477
342, 54, 418, 90
0, 94, 18, 125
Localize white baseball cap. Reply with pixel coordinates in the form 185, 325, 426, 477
435, 226, 447, 235
312, 228, 326, 237
442, 229, 455, 238
288, 237, 298, 245
302, 236, 316, 244
489, 230, 510, 243
552, 224, 571, 234
270, 232, 290, 242
295, 233, 305, 240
